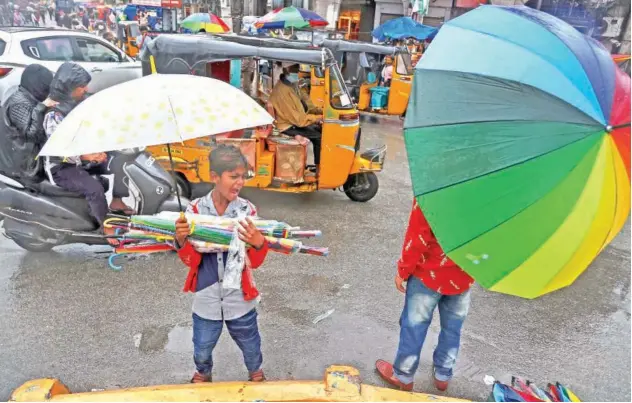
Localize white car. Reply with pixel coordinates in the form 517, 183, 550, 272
0, 27, 142, 101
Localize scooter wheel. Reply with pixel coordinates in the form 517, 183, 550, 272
10, 235, 54, 252
175, 174, 192, 199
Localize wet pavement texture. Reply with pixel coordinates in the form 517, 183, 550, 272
0, 117, 630, 401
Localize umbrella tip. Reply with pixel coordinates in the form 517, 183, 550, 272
606, 125, 613, 132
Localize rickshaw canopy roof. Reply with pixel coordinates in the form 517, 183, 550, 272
143, 34, 329, 73
214, 34, 401, 56
318, 39, 399, 55
213, 34, 317, 50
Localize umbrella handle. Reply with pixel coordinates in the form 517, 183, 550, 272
150, 54, 157, 74
166, 143, 183, 213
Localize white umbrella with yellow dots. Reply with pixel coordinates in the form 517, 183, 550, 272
38, 74, 273, 157
38, 73, 274, 210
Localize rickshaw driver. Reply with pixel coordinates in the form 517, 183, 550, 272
269, 64, 323, 166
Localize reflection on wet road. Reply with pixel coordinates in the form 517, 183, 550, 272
0, 118, 629, 401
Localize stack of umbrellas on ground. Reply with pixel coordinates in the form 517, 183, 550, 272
104, 212, 328, 270
491, 376, 580, 402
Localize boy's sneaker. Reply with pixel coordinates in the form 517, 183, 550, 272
375, 359, 413, 391
249, 369, 266, 382
191, 372, 212, 383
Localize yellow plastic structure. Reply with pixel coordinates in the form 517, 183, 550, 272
11, 366, 468, 402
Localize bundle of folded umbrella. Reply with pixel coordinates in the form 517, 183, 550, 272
104, 212, 328, 270
490, 376, 580, 402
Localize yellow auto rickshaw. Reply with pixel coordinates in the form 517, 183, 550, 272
141, 35, 386, 202
116, 21, 142, 57
213, 35, 413, 118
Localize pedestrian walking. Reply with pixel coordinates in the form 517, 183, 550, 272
375, 199, 474, 392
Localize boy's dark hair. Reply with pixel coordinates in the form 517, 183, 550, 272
209, 144, 248, 176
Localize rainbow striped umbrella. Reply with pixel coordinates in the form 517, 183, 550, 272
254, 6, 327, 30
405, 6, 631, 299
181, 13, 230, 33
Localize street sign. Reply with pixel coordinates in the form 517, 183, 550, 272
161, 0, 182, 8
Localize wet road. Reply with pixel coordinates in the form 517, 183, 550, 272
0, 118, 630, 401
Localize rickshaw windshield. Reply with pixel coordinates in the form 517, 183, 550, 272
396, 52, 414, 75
313, 66, 324, 78
329, 64, 353, 110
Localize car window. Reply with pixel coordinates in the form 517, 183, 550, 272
0, 39, 6, 56
75, 38, 120, 62
21, 37, 74, 61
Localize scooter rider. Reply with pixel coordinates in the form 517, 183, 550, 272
43, 62, 134, 227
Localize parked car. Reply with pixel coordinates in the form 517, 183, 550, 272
0, 27, 141, 102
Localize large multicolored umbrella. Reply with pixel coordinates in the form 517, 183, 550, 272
181, 13, 230, 33
254, 6, 327, 30
405, 5, 631, 299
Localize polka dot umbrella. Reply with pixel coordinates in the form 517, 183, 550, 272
38, 74, 274, 208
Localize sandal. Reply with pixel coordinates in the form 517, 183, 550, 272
249, 369, 266, 382
191, 372, 212, 383
109, 207, 135, 216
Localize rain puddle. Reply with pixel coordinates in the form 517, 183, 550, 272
134, 324, 192, 353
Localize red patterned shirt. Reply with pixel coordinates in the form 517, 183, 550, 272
398, 200, 474, 295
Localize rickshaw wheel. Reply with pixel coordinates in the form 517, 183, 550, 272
343, 173, 379, 202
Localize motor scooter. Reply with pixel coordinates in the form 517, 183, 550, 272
0, 149, 186, 252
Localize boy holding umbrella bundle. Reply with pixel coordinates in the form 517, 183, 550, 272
175, 144, 269, 383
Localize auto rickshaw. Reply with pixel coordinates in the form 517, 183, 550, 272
141, 34, 386, 202
320, 40, 413, 116
116, 21, 142, 57
214, 35, 413, 117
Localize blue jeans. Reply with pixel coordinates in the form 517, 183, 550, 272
393, 276, 471, 384
192, 309, 263, 376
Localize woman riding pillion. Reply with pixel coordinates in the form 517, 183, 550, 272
2, 64, 56, 180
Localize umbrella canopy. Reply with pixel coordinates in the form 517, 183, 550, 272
38, 74, 273, 157
404, 5, 631, 299
254, 6, 327, 30
181, 12, 230, 33
372, 17, 438, 42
